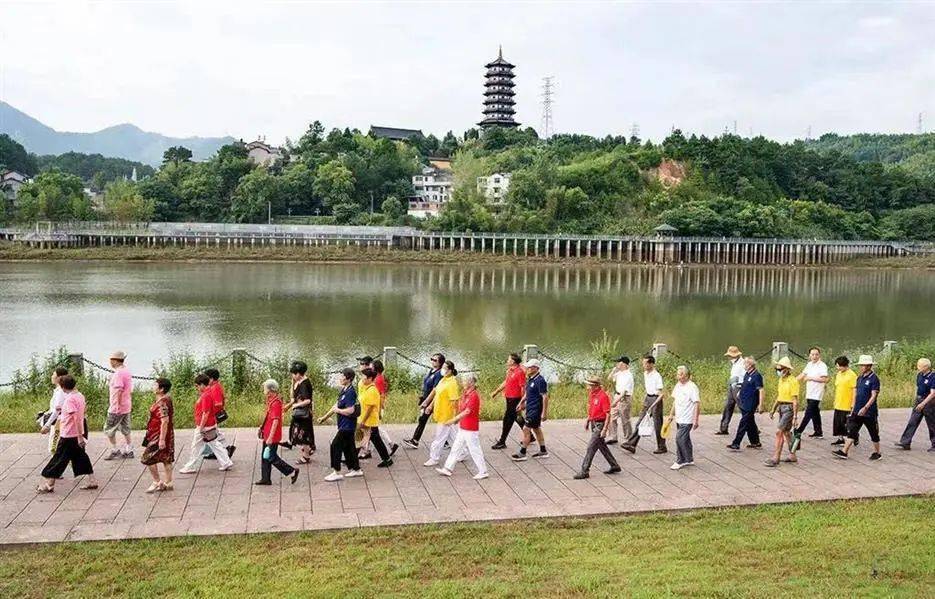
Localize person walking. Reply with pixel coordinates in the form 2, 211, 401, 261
357, 367, 394, 468
668, 365, 701, 470
103, 350, 134, 460
255, 379, 299, 486
727, 356, 765, 451
423, 361, 461, 467
178, 374, 234, 473
794, 347, 829, 439
832, 355, 883, 461
402, 353, 445, 450
511, 359, 550, 461
572, 376, 621, 479
436, 373, 489, 480
831, 356, 858, 446
285, 360, 315, 464
372, 359, 398, 456
895, 358, 935, 452
38, 366, 69, 455
320, 368, 364, 482
717, 346, 746, 435
490, 353, 527, 450
765, 357, 800, 467
605, 356, 634, 445
200, 369, 235, 460
620, 355, 667, 455
141, 378, 175, 492
36, 375, 99, 493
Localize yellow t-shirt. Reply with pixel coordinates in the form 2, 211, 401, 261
432, 375, 460, 423
358, 383, 381, 427
776, 375, 799, 404
833, 369, 858, 411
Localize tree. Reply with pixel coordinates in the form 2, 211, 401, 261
0, 134, 38, 175
313, 160, 356, 211
14, 171, 91, 222
229, 168, 282, 223
381, 196, 405, 220
162, 146, 193, 165
102, 179, 154, 222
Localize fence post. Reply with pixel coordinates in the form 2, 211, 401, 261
652, 343, 668, 359
882, 340, 897, 354
772, 342, 788, 363
232, 348, 247, 392
68, 353, 84, 377
383, 346, 397, 370
523, 344, 539, 363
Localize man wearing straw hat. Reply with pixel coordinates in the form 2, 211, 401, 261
573, 375, 621, 479
103, 350, 134, 460
727, 356, 765, 451
764, 357, 799, 467
717, 346, 746, 435
832, 355, 883, 461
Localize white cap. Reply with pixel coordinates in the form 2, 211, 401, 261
524, 359, 541, 369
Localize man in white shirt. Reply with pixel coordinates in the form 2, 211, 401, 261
621, 355, 668, 455
668, 365, 701, 470
717, 346, 746, 435
605, 356, 634, 445
795, 347, 829, 439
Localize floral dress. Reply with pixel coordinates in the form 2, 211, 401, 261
141, 395, 175, 465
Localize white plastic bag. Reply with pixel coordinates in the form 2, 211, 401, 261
638, 417, 654, 437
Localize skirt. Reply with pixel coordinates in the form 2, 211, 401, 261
140, 432, 175, 465
289, 415, 316, 450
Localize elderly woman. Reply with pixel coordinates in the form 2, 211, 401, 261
765, 357, 800, 467
141, 378, 175, 492
257, 379, 299, 485
285, 361, 315, 464
38, 366, 69, 455
436, 373, 488, 479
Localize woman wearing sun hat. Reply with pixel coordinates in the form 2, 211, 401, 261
833, 355, 883, 461
765, 356, 799, 467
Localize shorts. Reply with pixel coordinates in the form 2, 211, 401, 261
847, 415, 879, 443
525, 411, 542, 429
776, 403, 794, 432
104, 412, 131, 438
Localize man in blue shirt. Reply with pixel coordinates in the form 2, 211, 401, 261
323, 368, 364, 481
896, 357, 935, 451
511, 359, 550, 461
402, 353, 445, 449
727, 356, 764, 451
833, 355, 882, 461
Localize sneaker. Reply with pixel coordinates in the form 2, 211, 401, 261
853, 438, 859, 447
423, 459, 438, 467
491, 441, 507, 450
402, 438, 419, 450
443, 441, 451, 450
359, 452, 372, 460
747, 443, 762, 449
532, 450, 549, 459
510, 452, 528, 462
928, 447, 935, 453
254, 480, 272, 486
178, 468, 197, 474
620, 444, 636, 454
377, 459, 393, 468
227, 446, 236, 458
894, 443, 910, 450
324, 471, 343, 482
219, 464, 233, 472
604, 466, 621, 474
204, 454, 217, 460
726, 444, 740, 451
652, 448, 668, 455
473, 472, 489, 480
670, 462, 683, 470
714, 430, 729, 436
831, 449, 848, 460
573, 472, 589, 479
683, 461, 695, 467
291, 469, 300, 484
869, 452, 883, 461
103, 449, 121, 461
435, 467, 452, 477
831, 438, 845, 446
808, 432, 823, 438
121, 450, 134, 458
389, 443, 399, 457
605, 439, 618, 446
764, 459, 779, 467
344, 469, 363, 478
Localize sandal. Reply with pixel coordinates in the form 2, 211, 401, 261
144, 482, 163, 493
781, 457, 798, 463
36, 484, 54, 494
80, 483, 99, 490
162, 481, 174, 491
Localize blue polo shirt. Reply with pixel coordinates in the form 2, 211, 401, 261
336, 385, 358, 431
421, 369, 442, 401
854, 371, 881, 418
525, 373, 548, 415
738, 369, 764, 412
916, 370, 935, 399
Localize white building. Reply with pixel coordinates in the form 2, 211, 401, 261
408, 166, 453, 218
1, 170, 30, 203
246, 139, 282, 167
476, 172, 511, 204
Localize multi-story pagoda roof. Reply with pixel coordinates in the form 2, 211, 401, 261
478, 46, 519, 129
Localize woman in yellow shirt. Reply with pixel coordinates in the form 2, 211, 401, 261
766, 357, 799, 467
421, 360, 461, 467
831, 356, 858, 446
357, 368, 394, 468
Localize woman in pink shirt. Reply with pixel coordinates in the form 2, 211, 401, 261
37, 375, 99, 493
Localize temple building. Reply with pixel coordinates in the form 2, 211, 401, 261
478, 46, 519, 129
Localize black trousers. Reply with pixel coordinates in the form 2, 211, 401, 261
795, 399, 823, 435
625, 395, 665, 451
330, 429, 360, 471
731, 409, 760, 446
411, 395, 431, 442
260, 443, 295, 482
369, 426, 391, 462
41, 437, 93, 479
499, 397, 526, 444
718, 385, 739, 433
898, 397, 935, 447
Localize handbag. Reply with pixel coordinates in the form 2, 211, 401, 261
215, 409, 228, 424
202, 427, 219, 443
292, 404, 310, 419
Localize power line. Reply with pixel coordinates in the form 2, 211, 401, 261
540, 76, 555, 139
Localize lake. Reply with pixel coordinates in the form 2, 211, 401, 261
1, 261, 933, 380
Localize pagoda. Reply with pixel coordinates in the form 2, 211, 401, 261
478, 46, 519, 129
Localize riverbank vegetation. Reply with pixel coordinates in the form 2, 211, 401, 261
1, 497, 932, 598
1, 339, 929, 434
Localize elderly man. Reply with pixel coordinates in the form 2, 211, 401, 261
620, 355, 667, 455
103, 350, 134, 460
895, 358, 935, 452
727, 356, 764, 451
605, 355, 634, 445
795, 347, 829, 439
511, 359, 549, 461
573, 375, 621, 479
717, 346, 746, 435
668, 365, 701, 470
832, 355, 882, 461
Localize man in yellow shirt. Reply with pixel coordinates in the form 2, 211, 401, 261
766, 357, 799, 467
357, 368, 393, 468
831, 356, 858, 447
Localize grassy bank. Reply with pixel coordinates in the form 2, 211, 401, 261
1, 341, 929, 433
0, 496, 932, 598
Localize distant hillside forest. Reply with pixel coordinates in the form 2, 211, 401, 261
2, 126, 934, 241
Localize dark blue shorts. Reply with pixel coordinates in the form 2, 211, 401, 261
525, 411, 542, 429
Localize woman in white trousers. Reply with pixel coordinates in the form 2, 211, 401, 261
437, 374, 489, 479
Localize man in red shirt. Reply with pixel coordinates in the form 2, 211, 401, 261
179, 374, 233, 473
436, 373, 488, 480
573, 376, 621, 479
489, 353, 527, 450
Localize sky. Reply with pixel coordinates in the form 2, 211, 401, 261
1, 1, 933, 144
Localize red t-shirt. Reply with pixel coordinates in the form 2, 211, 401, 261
503, 366, 526, 398
209, 381, 226, 410
587, 388, 611, 421
261, 394, 284, 443
375, 373, 388, 396
195, 389, 217, 428
459, 388, 481, 431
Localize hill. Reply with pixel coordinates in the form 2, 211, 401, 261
0, 101, 235, 166
805, 132, 935, 180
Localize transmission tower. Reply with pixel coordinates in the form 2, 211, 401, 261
919, 112, 924, 134
540, 76, 555, 138
630, 122, 640, 140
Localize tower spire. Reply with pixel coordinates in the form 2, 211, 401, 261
478, 48, 519, 129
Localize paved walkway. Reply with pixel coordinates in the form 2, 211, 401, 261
1, 409, 932, 544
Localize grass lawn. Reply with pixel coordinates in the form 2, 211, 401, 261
0, 496, 932, 598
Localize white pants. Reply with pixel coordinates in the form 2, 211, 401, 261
182, 428, 233, 471
429, 423, 457, 462
443, 429, 487, 475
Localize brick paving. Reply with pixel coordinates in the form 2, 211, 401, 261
1, 408, 932, 544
